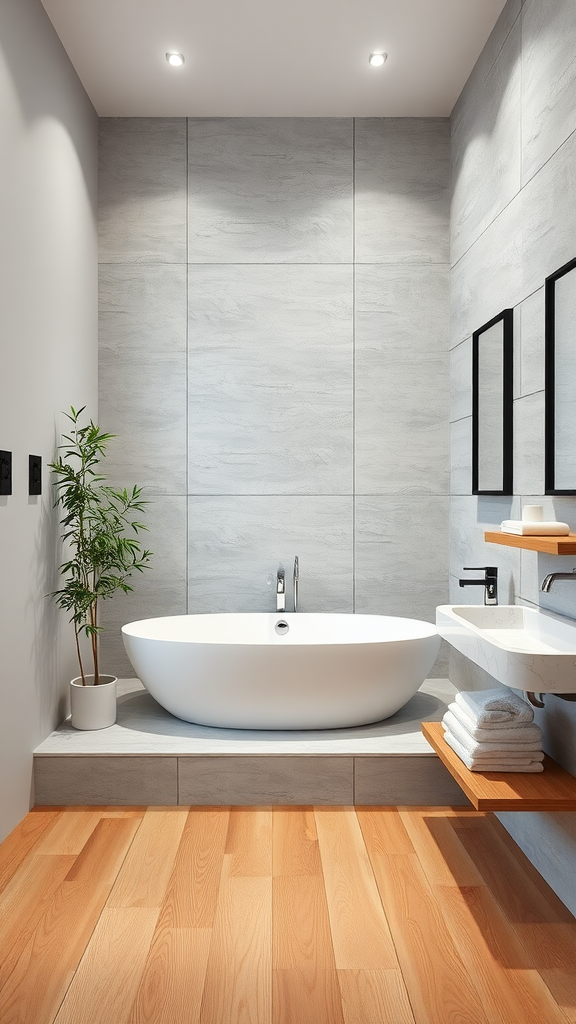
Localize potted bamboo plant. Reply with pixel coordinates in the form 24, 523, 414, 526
50, 407, 152, 729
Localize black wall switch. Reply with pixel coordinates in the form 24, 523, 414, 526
0, 451, 12, 495
29, 455, 42, 495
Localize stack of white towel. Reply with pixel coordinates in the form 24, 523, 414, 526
442, 688, 544, 772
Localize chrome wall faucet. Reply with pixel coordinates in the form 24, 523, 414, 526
276, 567, 286, 612
459, 566, 498, 605
293, 555, 299, 612
541, 568, 576, 592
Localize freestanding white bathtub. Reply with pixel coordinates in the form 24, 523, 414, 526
122, 612, 440, 730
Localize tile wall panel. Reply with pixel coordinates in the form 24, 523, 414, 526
451, 19, 521, 266
355, 119, 450, 264
99, 118, 187, 264
355, 264, 449, 495
187, 264, 353, 495
99, 264, 187, 494
521, 0, 576, 185
187, 495, 353, 614
187, 118, 353, 263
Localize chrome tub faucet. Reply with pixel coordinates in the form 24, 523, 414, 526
293, 556, 299, 612
276, 567, 286, 612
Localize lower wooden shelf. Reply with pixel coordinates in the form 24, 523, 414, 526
422, 721, 576, 811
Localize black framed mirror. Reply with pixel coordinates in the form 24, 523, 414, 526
472, 308, 513, 495
545, 257, 576, 495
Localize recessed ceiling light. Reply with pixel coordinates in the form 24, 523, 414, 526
166, 52, 185, 67
368, 53, 387, 67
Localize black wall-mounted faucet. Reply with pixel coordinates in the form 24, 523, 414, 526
459, 566, 498, 606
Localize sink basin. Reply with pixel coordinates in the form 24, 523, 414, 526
436, 605, 576, 694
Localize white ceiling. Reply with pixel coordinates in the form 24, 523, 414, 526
40, 0, 507, 118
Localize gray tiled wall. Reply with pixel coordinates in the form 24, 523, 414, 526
449, 0, 576, 916
99, 116, 450, 677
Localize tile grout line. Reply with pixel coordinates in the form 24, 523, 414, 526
352, 116, 356, 614
185, 118, 190, 616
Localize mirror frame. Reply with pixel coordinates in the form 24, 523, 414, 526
545, 256, 576, 495
472, 308, 514, 495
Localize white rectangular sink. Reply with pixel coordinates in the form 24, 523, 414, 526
436, 605, 576, 694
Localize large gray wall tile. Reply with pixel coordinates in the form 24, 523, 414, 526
354, 755, 469, 805
34, 755, 178, 805
450, 417, 472, 496
496, 810, 576, 918
188, 495, 353, 613
355, 119, 450, 264
99, 264, 187, 494
521, 0, 576, 184
517, 288, 545, 398
513, 391, 545, 495
187, 118, 353, 263
355, 264, 449, 495
178, 756, 353, 804
451, 19, 521, 265
100, 496, 187, 677
188, 264, 353, 495
451, 0, 522, 134
451, 196, 522, 348
355, 496, 449, 623
450, 338, 472, 423
99, 119, 186, 263
521, 131, 576, 297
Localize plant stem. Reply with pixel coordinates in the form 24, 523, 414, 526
75, 628, 86, 686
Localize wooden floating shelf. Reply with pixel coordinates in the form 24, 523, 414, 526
422, 721, 576, 811
484, 530, 576, 555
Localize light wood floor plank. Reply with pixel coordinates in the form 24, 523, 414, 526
314, 807, 398, 970
399, 809, 485, 887
0, 808, 62, 893
0, 854, 76, 993
273, 875, 336, 971
273, 806, 322, 877
33, 808, 103, 855
129, 926, 212, 1024
358, 811, 491, 1024
225, 805, 272, 877
355, 806, 416, 856
437, 883, 569, 1024
200, 857, 272, 1024
53, 908, 159, 1024
273, 969, 344, 1024
107, 807, 188, 908
0, 818, 140, 1024
157, 806, 230, 929
337, 969, 416, 1024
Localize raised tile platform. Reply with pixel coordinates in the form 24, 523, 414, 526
34, 678, 468, 806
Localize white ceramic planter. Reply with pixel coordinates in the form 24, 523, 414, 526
70, 674, 117, 730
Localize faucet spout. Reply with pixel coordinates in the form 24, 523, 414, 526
276, 567, 286, 612
293, 556, 299, 613
541, 568, 576, 593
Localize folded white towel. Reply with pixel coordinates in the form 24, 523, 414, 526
500, 520, 570, 536
444, 706, 543, 745
455, 688, 534, 726
442, 713, 543, 756
444, 731, 544, 772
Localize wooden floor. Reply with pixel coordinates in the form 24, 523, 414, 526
1, 806, 576, 1024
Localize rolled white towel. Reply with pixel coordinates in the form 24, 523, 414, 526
455, 688, 534, 727
444, 731, 544, 772
444, 707, 542, 746
500, 520, 570, 536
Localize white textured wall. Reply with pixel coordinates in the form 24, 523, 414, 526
98, 116, 451, 677
450, 0, 576, 914
0, 0, 97, 841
